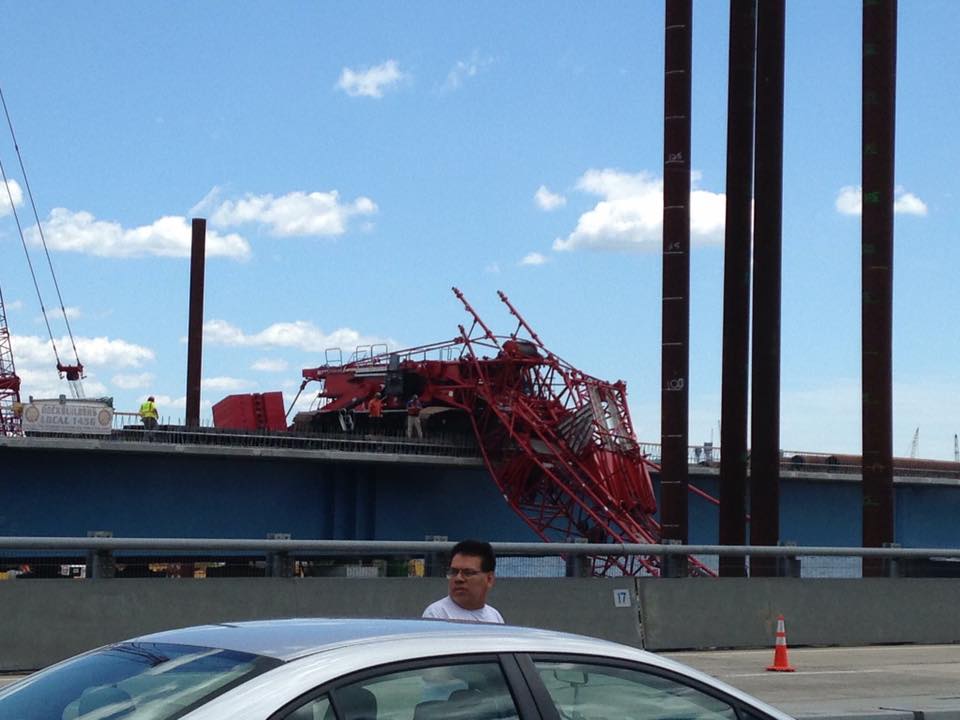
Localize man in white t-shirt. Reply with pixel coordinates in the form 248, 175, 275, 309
422, 540, 504, 623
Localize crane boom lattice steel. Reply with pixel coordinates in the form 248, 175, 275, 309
295, 288, 716, 577
0, 284, 22, 434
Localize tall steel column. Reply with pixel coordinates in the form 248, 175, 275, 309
185, 218, 206, 428
719, 0, 757, 577
861, 0, 897, 572
749, 0, 785, 575
660, 0, 692, 570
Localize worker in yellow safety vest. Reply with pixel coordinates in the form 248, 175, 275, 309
139, 396, 159, 431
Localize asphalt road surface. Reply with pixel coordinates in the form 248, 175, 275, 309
666, 644, 960, 720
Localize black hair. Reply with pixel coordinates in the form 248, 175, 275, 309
451, 539, 496, 572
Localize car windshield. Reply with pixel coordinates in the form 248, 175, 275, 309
0, 641, 280, 720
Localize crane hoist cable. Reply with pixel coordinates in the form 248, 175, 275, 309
0, 86, 84, 386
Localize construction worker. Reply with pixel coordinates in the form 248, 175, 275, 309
139, 396, 159, 431
368, 392, 384, 434
406, 393, 423, 439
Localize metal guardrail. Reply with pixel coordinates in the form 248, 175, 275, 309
1, 537, 954, 557
1, 538, 957, 580
638, 442, 960, 480
15, 424, 483, 460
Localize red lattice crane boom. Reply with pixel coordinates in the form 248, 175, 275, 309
0, 284, 22, 435
296, 288, 714, 576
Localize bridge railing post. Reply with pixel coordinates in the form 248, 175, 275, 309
424, 535, 449, 578
777, 540, 801, 577
565, 538, 591, 577
883, 542, 901, 578
86, 531, 115, 579
266, 533, 294, 578
661, 539, 686, 578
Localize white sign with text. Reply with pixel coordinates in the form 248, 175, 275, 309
21, 400, 114, 435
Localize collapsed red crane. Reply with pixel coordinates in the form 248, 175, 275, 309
299, 288, 714, 576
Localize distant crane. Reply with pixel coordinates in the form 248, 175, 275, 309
0, 284, 20, 434
0, 87, 84, 403
908, 427, 919, 459
954, 434, 958, 463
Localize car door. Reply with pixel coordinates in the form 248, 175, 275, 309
518, 655, 789, 720
271, 654, 544, 720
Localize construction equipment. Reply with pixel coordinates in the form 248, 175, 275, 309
0, 86, 85, 409
0, 284, 21, 434
284, 287, 714, 577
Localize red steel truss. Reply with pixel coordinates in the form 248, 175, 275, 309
298, 288, 715, 576
0, 285, 21, 435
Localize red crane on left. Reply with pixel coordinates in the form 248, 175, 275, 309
0, 86, 85, 435
0, 284, 21, 435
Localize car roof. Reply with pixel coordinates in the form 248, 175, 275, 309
131, 617, 621, 662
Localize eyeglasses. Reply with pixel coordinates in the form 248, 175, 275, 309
445, 567, 486, 579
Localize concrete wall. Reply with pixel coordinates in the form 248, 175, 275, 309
7, 576, 960, 671
0, 577, 640, 671
637, 577, 960, 650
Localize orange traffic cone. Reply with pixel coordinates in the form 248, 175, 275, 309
766, 615, 795, 672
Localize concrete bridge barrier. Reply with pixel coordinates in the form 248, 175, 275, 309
4, 574, 960, 671
636, 577, 960, 650
0, 577, 640, 671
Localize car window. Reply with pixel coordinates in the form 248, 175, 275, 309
284, 695, 332, 720
288, 661, 521, 720
0, 642, 279, 720
534, 661, 739, 720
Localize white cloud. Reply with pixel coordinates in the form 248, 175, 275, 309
28, 209, 251, 259
202, 319, 396, 353
553, 169, 726, 252
188, 185, 224, 217
111, 372, 154, 390
209, 191, 377, 237
146, 394, 186, 412
835, 186, 861, 215
10, 334, 152, 405
202, 376, 250, 392
4, 299, 23, 311
894, 190, 927, 216
0, 179, 23, 216
835, 185, 928, 217
520, 252, 548, 266
444, 52, 494, 91
289, 391, 323, 415
11, 334, 154, 369
484, 263, 501, 274
337, 60, 406, 98
251, 358, 289, 372
535, 185, 566, 211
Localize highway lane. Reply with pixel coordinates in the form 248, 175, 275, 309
666, 644, 960, 719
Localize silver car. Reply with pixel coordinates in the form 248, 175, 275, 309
0, 618, 793, 720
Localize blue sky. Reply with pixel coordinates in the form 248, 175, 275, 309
0, 2, 957, 459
